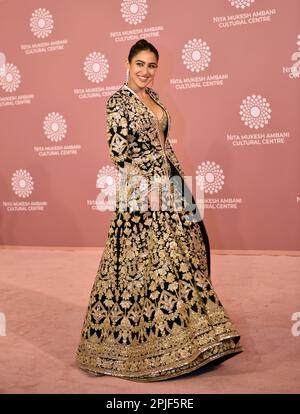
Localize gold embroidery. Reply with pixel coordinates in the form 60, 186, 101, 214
75, 84, 243, 381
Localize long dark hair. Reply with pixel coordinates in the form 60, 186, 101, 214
128, 39, 159, 63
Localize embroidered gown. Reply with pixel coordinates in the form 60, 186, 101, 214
75, 83, 243, 381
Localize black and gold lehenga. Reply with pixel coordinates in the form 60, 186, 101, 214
75, 83, 243, 382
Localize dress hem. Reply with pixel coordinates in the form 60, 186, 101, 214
76, 337, 244, 382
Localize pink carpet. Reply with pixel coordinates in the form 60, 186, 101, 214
0, 246, 299, 394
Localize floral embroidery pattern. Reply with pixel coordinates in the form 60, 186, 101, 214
76, 84, 243, 381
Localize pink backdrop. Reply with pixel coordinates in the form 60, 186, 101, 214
0, 0, 299, 250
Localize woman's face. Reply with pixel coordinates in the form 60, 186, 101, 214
127, 50, 158, 90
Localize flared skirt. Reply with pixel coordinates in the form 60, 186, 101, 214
75, 160, 243, 381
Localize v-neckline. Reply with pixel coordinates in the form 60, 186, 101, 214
123, 83, 166, 150
124, 83, 164, 122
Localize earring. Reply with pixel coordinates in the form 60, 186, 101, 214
125, 68, 129, 84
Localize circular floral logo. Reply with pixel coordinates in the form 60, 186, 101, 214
182, 38, 211, 72
30, 8, 54, 38
43, 112, 67, 142
84, 52, 109, 83
121, 0, 148, 25
240, 94, 271, 129
0, 63, 21, 93
228, 0, 255, 9
196, 161, 225, 194
11, 169, 34, 198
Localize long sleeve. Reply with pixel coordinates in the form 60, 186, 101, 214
106, 94, 132, 169
106, 93, 149, 208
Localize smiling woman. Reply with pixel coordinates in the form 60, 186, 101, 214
125, 42, 158, 84
75, 39, 243, 382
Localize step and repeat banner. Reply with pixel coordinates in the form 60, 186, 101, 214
0, 0, 299, 249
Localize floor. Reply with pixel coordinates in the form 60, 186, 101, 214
0, 246, 299, 394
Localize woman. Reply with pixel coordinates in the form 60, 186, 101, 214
75, 39, 243, 382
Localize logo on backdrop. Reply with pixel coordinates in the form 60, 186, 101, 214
74, 51, 113, 99
228, 0, 254, 9
11, 170, 34, 198
121, 0, 148, 25
282, 34, 300, 78
33, 113, 81, 157
110, 0, 164, 43
171, 38, 228, 90
0, 62, 21, 93
0, 53, 33, 107
240, 95, 271, 129
195, 161, 242, 210
30, 8, 54, 38
20, 8, 67, 55
43, 113, 67, 142
290, 34, 300, 79
227, 94, 290, 146
84, 52, 109, 83
2, 170, 47, 211
182, 39, 211, 72
196, 161, 225, 194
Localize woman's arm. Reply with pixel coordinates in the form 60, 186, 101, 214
106, 93, 132, 169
